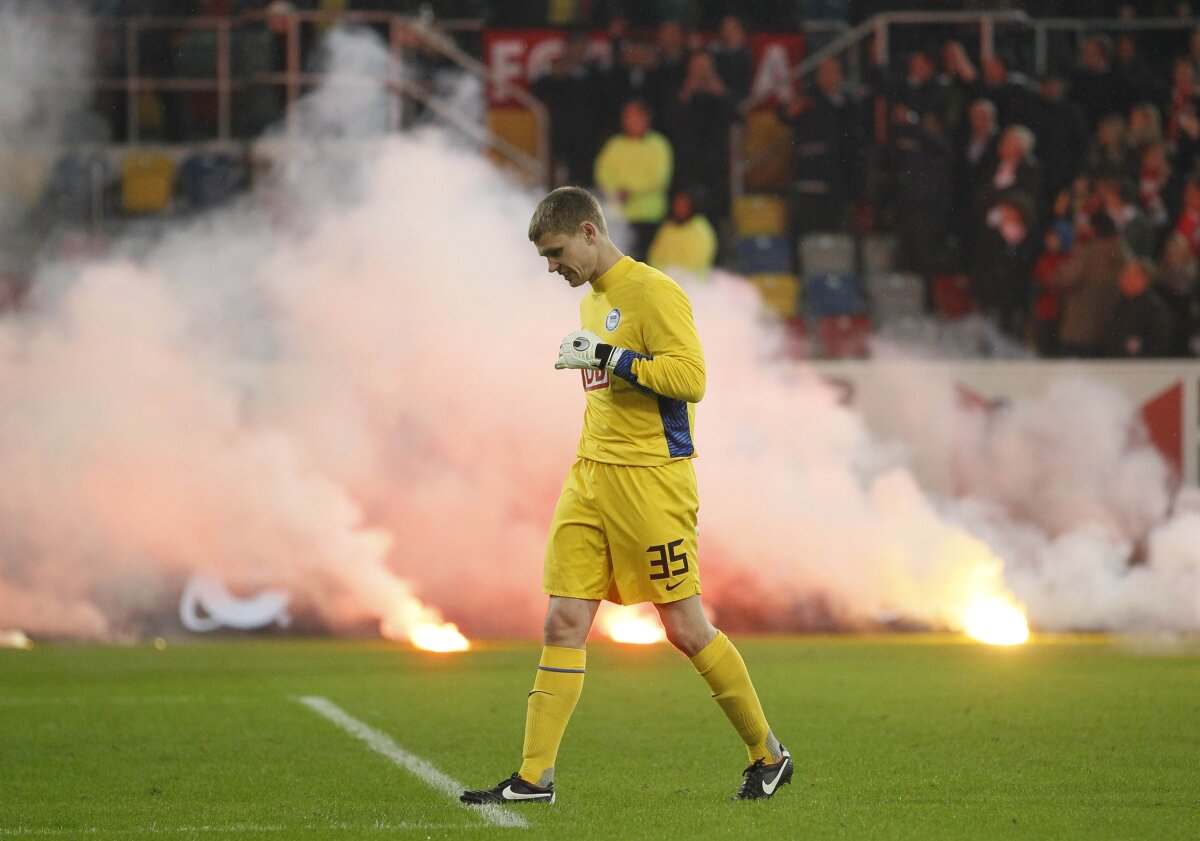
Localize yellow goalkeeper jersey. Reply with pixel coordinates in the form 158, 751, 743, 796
575, 256, 705, 466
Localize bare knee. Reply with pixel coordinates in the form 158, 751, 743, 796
657, 597, 717, 657
663, 622, 715, 657
543, 599, 596, 648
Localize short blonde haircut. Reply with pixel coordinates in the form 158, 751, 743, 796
528, 186, 608, 242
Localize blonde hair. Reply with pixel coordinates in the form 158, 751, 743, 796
528, 186, 609, 241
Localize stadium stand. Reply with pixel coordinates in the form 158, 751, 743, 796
6, 2, 1200, 360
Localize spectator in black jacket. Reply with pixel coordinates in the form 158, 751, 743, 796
1107, 258, 1175, 357
972, 192, 1038, 343
1166, 57, 1200, 175
1096, 174, 1157, 259
531, 31, 600, 187
886, 105, 954, 278
980, 52, 1036, 129
954, 98, 999, 261
896, 49, 947, 121
780, 57, 859, 236
1071, 34, 1128, 131
710, 14, 753, 105
1029, 75, 1088, 203
939, 40, 979, 139
976, 125, 1042, 230
663, 51, 736, 216
647, 19, 689, 118
1114, 35, 1166, 110
600, 35, 658, 139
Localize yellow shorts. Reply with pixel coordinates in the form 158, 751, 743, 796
544, 457, 702, 605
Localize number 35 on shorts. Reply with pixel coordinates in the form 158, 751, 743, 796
647, 539, 689, 581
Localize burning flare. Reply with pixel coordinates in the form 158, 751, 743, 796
409, 621, 470, 652
379, 595, 470, 652
596, 604, 666, 645
960, 595, 1030, 646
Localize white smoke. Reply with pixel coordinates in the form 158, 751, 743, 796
0, 19, 1197, 641
0, 1, 96, 237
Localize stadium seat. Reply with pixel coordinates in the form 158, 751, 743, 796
486, 106, 542, 179
742, 110, 792, 191
867, 272, 925, 323
798, 232, 856, 276
817, 314, 872, 359
803, 272, 866, 318
932, 273, 976, 318
0, 149, 49, 215
732, 194, 787, 237
749, 273, 800, 318
179, 152, 241, 210
737, 235, 792, 275
861, 233, 898, 278
121, 151, 175, 214
46, 153, 113, 222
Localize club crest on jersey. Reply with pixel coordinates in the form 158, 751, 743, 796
582, 368, 610, 391
605, 308, 621, 332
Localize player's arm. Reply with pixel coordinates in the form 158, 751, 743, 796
554, 282, 705, 402
614, 279, 705, 403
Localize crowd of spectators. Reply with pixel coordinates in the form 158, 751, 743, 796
522, 6, 1200, 359
16, 2, 1200, 359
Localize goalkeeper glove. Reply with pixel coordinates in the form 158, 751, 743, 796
555, 329, 625, 371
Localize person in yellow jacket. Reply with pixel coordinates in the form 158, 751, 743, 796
648, 189, 719, 279
594, 99, 673, 260
461, 186, 791, 807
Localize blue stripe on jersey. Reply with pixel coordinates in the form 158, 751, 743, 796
538, 666, 586, 674
658, 395, 694, 457
612, 349, 655, 395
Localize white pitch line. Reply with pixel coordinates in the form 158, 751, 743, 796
296, 695, 528, 830
0, 823, 474, 836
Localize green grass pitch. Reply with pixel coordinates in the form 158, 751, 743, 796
2, 636, 1198, 840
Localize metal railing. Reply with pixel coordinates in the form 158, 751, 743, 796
28, 10, 550, 186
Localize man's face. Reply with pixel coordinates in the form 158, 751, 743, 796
816, 59, 842, 95
984, 57, 1007, 86
969, 103, 993, 135
1119, 262, 1149, 297
621, 103, 650, 137
536, 226, 596, 288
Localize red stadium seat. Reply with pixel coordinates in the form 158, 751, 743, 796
817, 314, 872, 359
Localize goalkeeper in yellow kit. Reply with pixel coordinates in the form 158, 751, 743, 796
461, 187, 790, 805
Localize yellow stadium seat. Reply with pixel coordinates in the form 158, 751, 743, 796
486, 106, 545, 181
750, 273, 800, 318
0, 149, 49, 209
733, 194, 787, 237
741, 110, 792, 192
121, 151, 175, 214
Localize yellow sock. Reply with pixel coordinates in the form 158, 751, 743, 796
518, 645, 586, 787
690, 631, 781, 764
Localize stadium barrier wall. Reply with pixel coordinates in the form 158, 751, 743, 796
811, 360, 1200, 492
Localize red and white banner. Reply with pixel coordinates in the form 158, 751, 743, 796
483, 29, 805, 107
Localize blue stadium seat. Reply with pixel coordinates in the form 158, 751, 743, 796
737, 235, 792, 275
179, 153, 241, 210
803, 273, 866, 319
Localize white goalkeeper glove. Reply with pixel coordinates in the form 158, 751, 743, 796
555, 329, 625, 371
